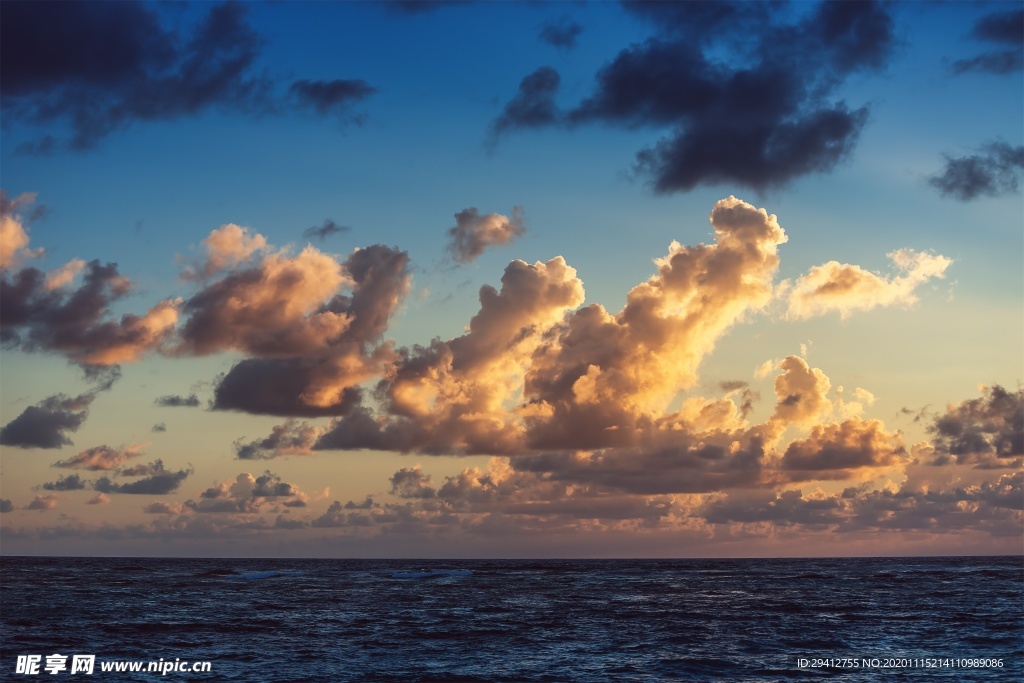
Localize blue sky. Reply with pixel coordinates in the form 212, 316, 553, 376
1, 0, 1021, 557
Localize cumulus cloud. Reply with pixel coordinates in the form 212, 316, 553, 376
928, 141, 1024, 201
143, 501, 183, 515
0, 499, 13, 513
0, 392, 95, 449
181, 224, 267, 280
0, 191, 45, 269
26, 494, 58, 511
785, 250, 952, 319
303, 219, 351, 242
176, 236, 411, 416
93, 460, 193, 495
53, 444, 144, 470
446, 207, 526, 264
951, 9, 1023, 76
390, 466, 437, 499
316, 253, 586, 454
87, 493, 111, 505
185, 471, 308, 513
780, 417, 907, 481
155, 394, 200, 408
492, 1, 895, 192
927, 385, 1023, 469
315, 197, 789, 457
1, 257, 180, 367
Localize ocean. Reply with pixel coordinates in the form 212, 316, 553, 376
1, 556, 1021, 682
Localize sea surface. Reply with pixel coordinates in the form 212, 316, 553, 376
1, 556, 1021, 682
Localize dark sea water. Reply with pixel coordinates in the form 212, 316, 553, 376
1, 556, 1021, 682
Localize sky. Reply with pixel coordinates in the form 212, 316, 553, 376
0, 0, 1021, 558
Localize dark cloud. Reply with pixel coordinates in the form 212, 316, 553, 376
701, 489, 845, 528
927, 385, 1023, 468
445, 207, 526, 264
40, 474, 88, 491
252, 471, 304, 500
303, 219, 351, 241
840, 471, 1023, 536
234, 420, 319, 460
1, 258, 178, 368
290, 79, 376, 117
385, 1, 472, 15
512, 438, 765, 496
492, 1, 895, 193
152, 423, 167, 433
489, 67, 561, 140
346, 496, 375, 510
154, 393, 200, 408
780, 418, 907, 480
390, 466, 437, 499
0, 392, 94, 449
952, 9, 1023, 75
539, 16, 582, 50
1, 2, 270, 151
0, 499, 13, 513
93, 460, 192, 495
213, 359, 364, 417
1, 3, 377, 151
928, 141, 1024, 201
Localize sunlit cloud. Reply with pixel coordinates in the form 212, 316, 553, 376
785, 250, 952, 319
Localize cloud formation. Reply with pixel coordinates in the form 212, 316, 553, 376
0, 3, 380, 152
928, 385, 1023, 469
445, 207, 526, 264
303, 220, 351, 242
155, 394, 200, 408
951, 9, 1024, 76
191, 240, 412, 416
1, 255, 180, 368
928, 141, 1024, 201
26, 494, 58, 511
40, 474, 88, 491
1, 191, 45, 269
234, 420, 320, 460
185, 471, 308, 513
1, 3, 270, 151
53, 444, 144, 470
0, 392, 95, 449
181, 224, 267, 281
785, 250, 952, 319
539, 16, 583, 50
492, 1, 896, 193
290, 79, 376, 118
93, 460, 193, 495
